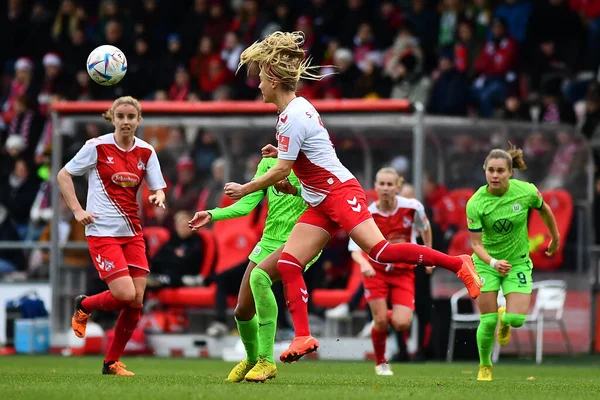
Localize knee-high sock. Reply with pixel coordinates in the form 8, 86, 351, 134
277, 252, 310, 337
235, 315, 259, 364
371, 327, 388, 365
82, 290, 132, 312
501, 312, 526, 328
250, 268, 277, 363
369, 240, 462, 273
476, 312, 498, 366
105, 305, 143, 363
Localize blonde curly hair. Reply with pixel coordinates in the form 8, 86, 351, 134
237, 31, 331, 92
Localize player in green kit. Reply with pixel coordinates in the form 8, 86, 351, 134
466, 144, 560, 381
189, 156, 318, 382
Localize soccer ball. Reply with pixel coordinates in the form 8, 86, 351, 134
86, 45, 127, 86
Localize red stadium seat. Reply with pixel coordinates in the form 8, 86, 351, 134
445, 188, 475, 229
447, 229, 472, 257
529, 190, 573, 270
215, 227, 258, 273
312, 262, 363, 309
143, 226, 170, 258
197, 229, 218, 277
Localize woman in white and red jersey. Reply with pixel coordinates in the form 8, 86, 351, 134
348, 168, 432, 376
226, 31, 481, 363
57, 96, 166, 376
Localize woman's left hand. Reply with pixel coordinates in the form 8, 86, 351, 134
545, 238, 560, 257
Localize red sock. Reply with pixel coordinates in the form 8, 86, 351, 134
371, 327, 388, 365
277, 252, 310, 337
369, 240, 462, 273
82, 290, 132, 312
105, 305, 143, 363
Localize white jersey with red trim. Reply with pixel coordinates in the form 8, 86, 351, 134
276, 97, 354, 206
348, 196, 430, 268
65, 133, 166, 237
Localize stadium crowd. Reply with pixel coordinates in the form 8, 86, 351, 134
1, 1, 599, 283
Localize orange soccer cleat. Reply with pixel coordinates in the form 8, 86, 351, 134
102, 361, 135, 376
279, 336, 319, 363
456, 255, 482, 299
71, 295, 91, 338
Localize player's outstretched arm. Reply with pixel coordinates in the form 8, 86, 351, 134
537, 202, 560, 256
224, 159, 294, 200
57, 167, 97, 225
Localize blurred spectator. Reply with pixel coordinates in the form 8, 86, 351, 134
328, 48, 361, 99
454, 19, 483, 79
128, 36, 159, 99
465, 0, 492, 41
502, 95, 531, 121
221, 31, 244, 73
387, 51, 431, 105
539, 131, 588, 196
37, 53, 69, 117
5, 95, 44, 160
181, 0, 210, 59
169, 66, 197, 101
526, 0, 585, 71
472, 17, 519, 117
527, 38, 570, 97
167, 156, 203, 217
0, 159, 40, 239
428, 50, 470, 116
147, 211, 204, 290
197, 157, 226, 211
2, 58, 35, 125
439, 0, 465, 48
493, 0, 533, 44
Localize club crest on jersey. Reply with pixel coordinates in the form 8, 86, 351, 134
137, 157, 146, 170
111, 172, 140, 188
403, 216, 412, 228
512, 203, 522, 212
106, 156, 114, 164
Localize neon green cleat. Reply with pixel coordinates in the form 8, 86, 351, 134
477, 365, 492, 381
226, 359, 255, 383
245, 359, 278, 383
497, 306, 511, 346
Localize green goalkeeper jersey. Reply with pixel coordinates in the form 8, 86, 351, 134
466, 179, 544, 266
208, 157, 306, 242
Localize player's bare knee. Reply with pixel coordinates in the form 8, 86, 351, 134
234, 305, 254, 321
391, 318, 411, 332
111, 287, 136, 302
373, 318, 387, 331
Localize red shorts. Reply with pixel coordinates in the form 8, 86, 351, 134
362, 267, 415, 310
297, 179, 372, 237
87, 234, 149, 283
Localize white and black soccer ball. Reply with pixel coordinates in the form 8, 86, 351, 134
86, 45, 127, 86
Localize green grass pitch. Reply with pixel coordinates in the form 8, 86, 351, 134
1, 356, 599, 400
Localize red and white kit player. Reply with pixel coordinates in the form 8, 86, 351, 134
227, 31, 481, 363
57, 96, 166, 376
348, 168, 433, 376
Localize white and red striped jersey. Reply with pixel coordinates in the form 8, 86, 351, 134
348, 196, 430, 269
65, 133, 166, 237
276, 97, 354, 206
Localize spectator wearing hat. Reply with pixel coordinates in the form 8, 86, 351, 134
38, 52, 69, 118
2, 58, 35, 125
5, 95, 44, 163
167, 155, 203, 217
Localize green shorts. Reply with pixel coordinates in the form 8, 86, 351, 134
248, 238, 320, 270
475, 258, 533, 295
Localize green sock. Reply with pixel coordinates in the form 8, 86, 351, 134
235, 314, 259, 363
249, 268, 277, 364
476, 312, 498, 366
501, 312, 526, 328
